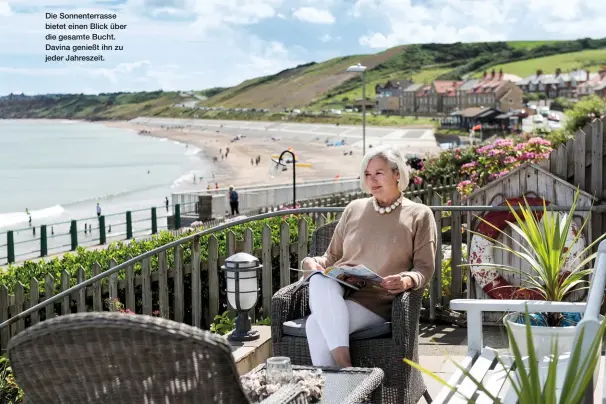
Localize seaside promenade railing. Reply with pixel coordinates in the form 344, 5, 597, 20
0, 179, 450, 266
0, 189, 597, 352
0, 202, 201, 266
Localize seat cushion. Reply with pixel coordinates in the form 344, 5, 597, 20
282, 316, 391, 341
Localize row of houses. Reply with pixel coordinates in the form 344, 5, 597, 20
375, 69, 524, 116
514, 67, 606, 99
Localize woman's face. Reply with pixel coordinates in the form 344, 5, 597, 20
364, 157, 400, 198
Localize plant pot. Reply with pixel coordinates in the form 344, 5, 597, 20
503, 312, 603, 359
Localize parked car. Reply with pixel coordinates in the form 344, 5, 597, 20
533, 114, 544, 123
548, 113, 560, 122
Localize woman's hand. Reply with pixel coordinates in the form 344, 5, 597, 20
302, 257, 324, 272
380, 274, 415, 294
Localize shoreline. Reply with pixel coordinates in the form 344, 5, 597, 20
102, 120, 364, 190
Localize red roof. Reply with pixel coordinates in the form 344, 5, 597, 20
434, 80, 462, 94
470, 78, 507, 94
416, 85, 431, 97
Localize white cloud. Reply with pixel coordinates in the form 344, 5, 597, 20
0, 1, 12, 16
354, 0, 606, 48
292, 7, 335, 24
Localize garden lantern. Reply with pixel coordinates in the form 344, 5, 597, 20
222, 252, 261, 341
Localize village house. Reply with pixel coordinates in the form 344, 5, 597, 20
415, 81, 462, 114
374, 78, 413, 114
464, 69, 524, 111
399, 83, 424, 114
577, 67, 606, 98
516, 68, 596, 98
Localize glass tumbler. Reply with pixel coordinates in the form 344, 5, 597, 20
265, 356, 293, 385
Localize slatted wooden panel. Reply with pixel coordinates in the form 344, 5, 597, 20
0, 212, 463, 349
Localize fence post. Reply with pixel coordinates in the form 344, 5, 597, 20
40, 225, 47, 257
126, 211, 132, 239
7, 231, 14, 264
151, 207, 157, 234
99, 216, 106, 245
70, 220, 78, 251
175, 204, 181, 229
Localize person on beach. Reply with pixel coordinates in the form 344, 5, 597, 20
229, 185, 240, 215
96, 203, 101, 217
301, 144, 437, 367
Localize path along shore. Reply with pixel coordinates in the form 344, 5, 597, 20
103, 120, 363, 189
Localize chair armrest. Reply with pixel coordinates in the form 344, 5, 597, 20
392, 289, 423, 347
259, 384, 307, 404
271, 281, 310, 344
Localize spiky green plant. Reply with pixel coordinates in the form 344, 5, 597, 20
405, 305, 605, 403
467, 189, 605, 326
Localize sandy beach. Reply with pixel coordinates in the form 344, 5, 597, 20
103, 120, 364, 189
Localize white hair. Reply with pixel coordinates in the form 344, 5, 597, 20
359, 145, 410, 193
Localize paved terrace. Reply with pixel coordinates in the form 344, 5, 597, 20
233, 323, 606, 400
129, 117, 442, 156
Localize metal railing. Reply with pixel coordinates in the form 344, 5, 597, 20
0, 203, 596, 333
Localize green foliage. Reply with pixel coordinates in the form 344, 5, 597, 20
468, 190, 605, 325
210, 310, 237, 335
0, 355, 22, 404
209, 310, 272, 335
563, 95, 606, 134
0, 215, 314, 294
405, 305, 606, 403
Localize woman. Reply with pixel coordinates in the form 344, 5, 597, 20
302, 144, 437, 367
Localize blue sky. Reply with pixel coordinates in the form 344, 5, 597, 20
0, 0, 604, 95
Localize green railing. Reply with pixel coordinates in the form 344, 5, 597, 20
0, 202, 196, 266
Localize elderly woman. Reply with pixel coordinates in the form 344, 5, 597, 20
301, 144, 437, 367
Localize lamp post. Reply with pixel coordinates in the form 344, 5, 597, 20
269, 149, 296, 208
346, 63, 368, 156
222, 252, 261, 341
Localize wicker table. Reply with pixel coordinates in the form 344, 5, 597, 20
245, 364, 384, 404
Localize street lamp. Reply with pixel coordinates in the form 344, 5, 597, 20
269, 149, 296, 208
222, 253, 261, 341
346, 63, 368, 156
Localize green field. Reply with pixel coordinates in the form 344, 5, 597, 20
507, 40, 564, 50
477, 49, 606, 78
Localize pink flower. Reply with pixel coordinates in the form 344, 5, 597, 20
504, 156, 517, 164
413, 176, 423, 185
461, 162, 478, 169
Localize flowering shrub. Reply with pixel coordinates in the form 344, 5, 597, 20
411, 136, 552, 199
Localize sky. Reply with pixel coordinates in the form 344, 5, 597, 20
0, 0, 605, 95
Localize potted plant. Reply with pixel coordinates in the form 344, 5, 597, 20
405, 305, 606, 403
469, 189, 605, 358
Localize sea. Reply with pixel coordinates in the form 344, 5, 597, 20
0, 120, 214, 263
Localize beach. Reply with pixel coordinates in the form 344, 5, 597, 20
103, 120, 365, 189
103, 118, 440, 190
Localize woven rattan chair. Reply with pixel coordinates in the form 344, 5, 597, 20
271, 220, 431, 404
8, 312, 306, 404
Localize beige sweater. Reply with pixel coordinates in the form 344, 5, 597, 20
310, 197, 437, 320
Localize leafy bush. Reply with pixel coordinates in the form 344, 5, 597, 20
0, 356, 22, 404
1, 215, 314, 293
563, 95, 606, 134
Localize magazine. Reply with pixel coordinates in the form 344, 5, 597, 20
293, 264, 384, 292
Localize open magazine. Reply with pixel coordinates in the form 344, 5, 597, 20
293, 264, 384, 292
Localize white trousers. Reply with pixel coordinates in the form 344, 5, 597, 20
306, 275, 385, 366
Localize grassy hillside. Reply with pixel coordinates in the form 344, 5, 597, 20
472, 48, 606, 78
2, 37, 606, 123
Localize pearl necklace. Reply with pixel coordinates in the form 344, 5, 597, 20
372, 193, 404, 215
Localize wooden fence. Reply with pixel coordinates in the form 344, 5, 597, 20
0, 185, 461, 352
548, 118, 606, 237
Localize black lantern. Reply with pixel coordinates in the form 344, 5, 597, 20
222, 252, 261, 341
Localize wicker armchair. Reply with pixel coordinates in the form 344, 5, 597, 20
271, 220, 431, 404
8, 312, 306, 404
